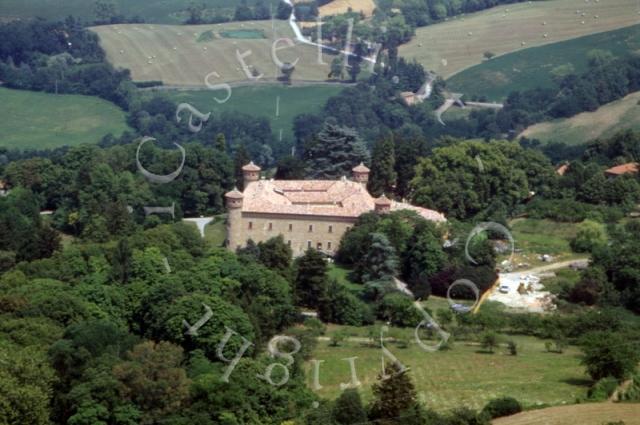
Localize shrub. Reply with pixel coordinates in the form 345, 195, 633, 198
481, 397, 522, 419
507, 340, 517, 356
586, 377, 619, 401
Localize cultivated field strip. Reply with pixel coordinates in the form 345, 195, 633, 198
492, 402, 640, 424
91, 20, 333, 86
400, 0, 640, 79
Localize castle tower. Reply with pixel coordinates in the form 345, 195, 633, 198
242, 161, 261, 187
352, 162, 370, 185
374, 194, 392, 214
225, 187, 244, 250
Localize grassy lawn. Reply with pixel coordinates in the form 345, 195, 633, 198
520, 90, 640, 145
447, 24, 640, 101
0, 0, 253, 24
92, 21, 334, 86
306, 330, 589, 411
0, 87, 131, 150
400, 0, 639, 80
505, 218, 582, 267
159, 84, 343, 140
204, 216, 227, 247
541, 268, 581, 295
327, 263, 365, 295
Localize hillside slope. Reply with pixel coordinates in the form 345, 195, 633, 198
399, 0, 639, 79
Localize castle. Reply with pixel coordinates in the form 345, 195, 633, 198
225, 161, 446, 256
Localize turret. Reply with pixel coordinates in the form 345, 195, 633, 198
374, 194, 392, 214
225, 187, 244, 250
352, 162, 370, 185
225, 187, 244, 209
242, 161, 261, 187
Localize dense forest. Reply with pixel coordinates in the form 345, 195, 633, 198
2, 2, 640, 424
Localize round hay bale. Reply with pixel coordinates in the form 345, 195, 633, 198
521, 41, 526, 46
173, 47, 177, 50
543, 33, 548, 38
468, 31, 473, 36
581, 20, 585, 24
543, 21, 547, 25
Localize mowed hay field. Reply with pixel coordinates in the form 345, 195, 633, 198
157, 84, 343, 139
306, 333, 588, 411
520, 91, 640, 145
492, 402, 640, 425
447, 24, 640, 100
399, 0, 640, 79
319, 0, 377, 18
0, 87, 131, 150
91, 21, 333, 86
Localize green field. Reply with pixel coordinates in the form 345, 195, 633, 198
92, 21, 334, 86
0, 0, 258, 24
520, 91, 640, 145
306, 330, 588, 411
507, 218, 582, 266
0, 87, 131, 150
399, 0, 639, 80
158, 84, 343, 139
447, 24, 640, 101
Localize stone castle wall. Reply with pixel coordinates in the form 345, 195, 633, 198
227, 211, 356, 256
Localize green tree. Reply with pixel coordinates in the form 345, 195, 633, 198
368, 362, 418, 423
402, 221, 445, 286
571, 220, 607, 253
257, 235, 292, 278
481, 331, 499, 354
360, 233, 398, 282
215, 133, 227, 152
329, 57, 344, 80
294, 249, 329, 308
113, 341, 191, 424
280, 62, 295, 84
580, 331, 640, 381
368, 136, 397, 197
304, 120, 369, 179
94, 0, 116, 23
234, 144, 251, 190
333, 389, 367, 424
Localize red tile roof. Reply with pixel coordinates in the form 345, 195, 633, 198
239, 178, 445, 222
556, 164, 569, 176
242, 161, 261, 172
352, 162, 370, 173
605, 163, 639, 176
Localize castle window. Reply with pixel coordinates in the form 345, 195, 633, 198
317, 242, 322, 250
289, 223, 293, 231
327, 242, 332, 250
287, 240, 291, 246
346, 226, 351, 231
308, 224, 313, 232
307, 240, 311, 248
248, 221, 253, 230
328, 225, 333, 233
268, 222, 273, 231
